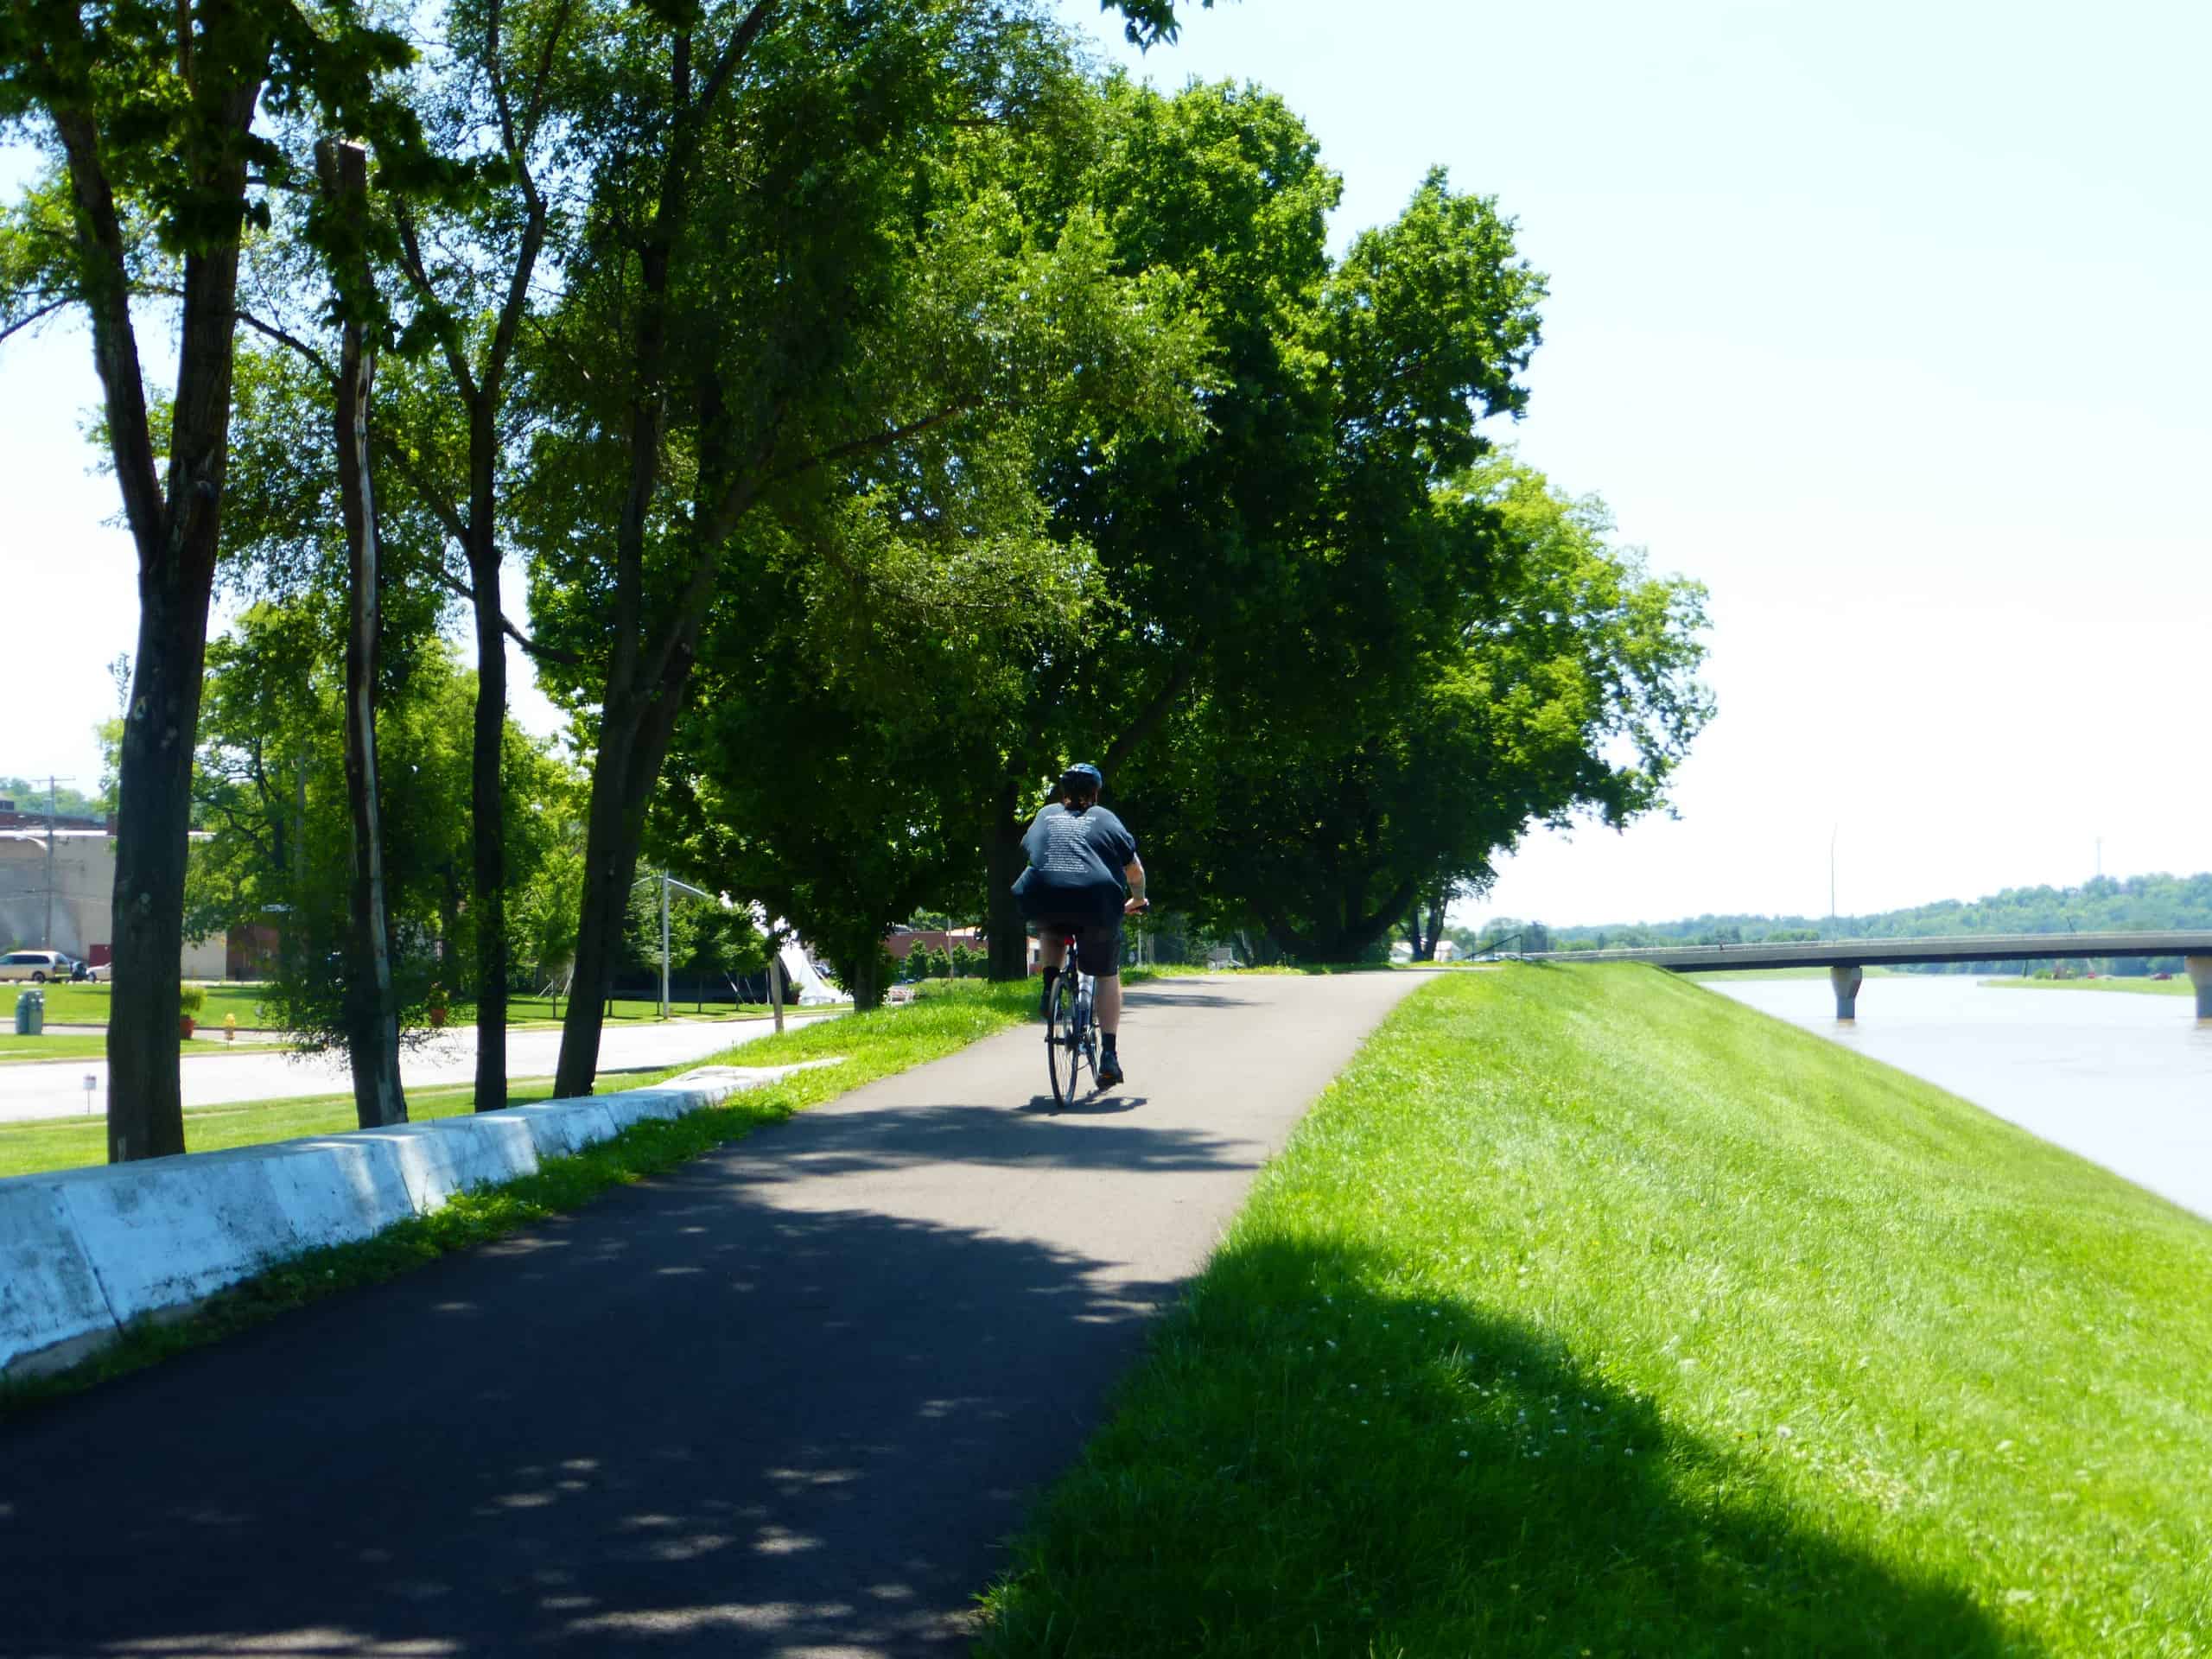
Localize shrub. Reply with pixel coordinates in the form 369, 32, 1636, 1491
177, 985, 207, 1016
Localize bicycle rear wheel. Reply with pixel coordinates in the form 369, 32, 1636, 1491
1046, 969, 1085, 1108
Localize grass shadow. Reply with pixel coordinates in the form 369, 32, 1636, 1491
981, 1234, 2036, 1657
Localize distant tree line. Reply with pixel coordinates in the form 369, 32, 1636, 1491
1472, 871, 2212, 973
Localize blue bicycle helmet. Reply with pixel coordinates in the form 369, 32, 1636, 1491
1061, 762, 1104, 792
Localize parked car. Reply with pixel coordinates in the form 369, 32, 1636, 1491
0, 950, 75, 983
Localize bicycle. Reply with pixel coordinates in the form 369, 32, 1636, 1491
1043, 928, 1098, 1109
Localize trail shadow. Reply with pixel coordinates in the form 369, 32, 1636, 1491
0, 1166, 1198, 1656
985, 1235, 2037, 1656
723, 1100, 1236, 1179
1020, 1092, 1147, 1116
1117, 987, 1255, 1010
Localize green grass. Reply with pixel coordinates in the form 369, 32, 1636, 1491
1980, 975, 2195, 997
0, 982, 825, 1032
0, 1033, 115, 1065
0, 1032, 272, 1066
3, 981, 276, 1027
978, 963, 2212, 1657
0, 980, 1031, 1418
0, 1079, 570, 1179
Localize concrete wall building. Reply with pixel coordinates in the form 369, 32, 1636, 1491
0, 830, 228, 978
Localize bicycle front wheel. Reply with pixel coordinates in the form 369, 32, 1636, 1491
1046, 970, 1084, 1108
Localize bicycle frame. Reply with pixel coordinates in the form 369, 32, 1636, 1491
1043, 930, 1097, 1108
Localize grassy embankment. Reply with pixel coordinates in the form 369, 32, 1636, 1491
981, 963, 2212, 1656
1, 980, 1033, 1414
1980, 976, 2194, 998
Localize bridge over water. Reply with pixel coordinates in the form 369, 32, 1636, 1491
1523, 932, 2212, 1020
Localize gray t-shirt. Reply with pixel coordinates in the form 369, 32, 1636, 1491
1014, 804, 1137, 920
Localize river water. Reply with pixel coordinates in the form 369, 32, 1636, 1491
1706, 974, 2212, 1221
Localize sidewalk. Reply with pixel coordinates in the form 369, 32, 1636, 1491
0, 1014, 835, 1122
0, 971, 1429, 1656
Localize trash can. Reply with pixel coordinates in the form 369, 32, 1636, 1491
15, 988, 44, 1035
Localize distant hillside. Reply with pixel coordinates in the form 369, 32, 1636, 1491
1467, 872, 2212, 971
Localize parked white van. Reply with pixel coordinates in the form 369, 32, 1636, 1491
0, 950, 76, 982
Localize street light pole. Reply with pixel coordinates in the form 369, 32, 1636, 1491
659, 870, 671, 1020
45, 775, 57, 950
1828, 824, 1838, 938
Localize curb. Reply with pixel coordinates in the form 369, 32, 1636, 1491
0, 1059, 839, 1381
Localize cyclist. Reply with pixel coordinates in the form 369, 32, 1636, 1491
1013, 762, 1148, 1088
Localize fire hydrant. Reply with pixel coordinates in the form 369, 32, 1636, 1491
224, 1013, 238, 1043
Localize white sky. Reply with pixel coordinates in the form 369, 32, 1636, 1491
5, 0, 2208, 926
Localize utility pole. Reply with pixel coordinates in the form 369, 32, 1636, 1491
2095, 836, 2103, 880
1828, 824, 1838, 938
659, 870, 671, 1020
45, 775, 57, 950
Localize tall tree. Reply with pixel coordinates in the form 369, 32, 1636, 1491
315, 137, 406, 1125
1, 0, 411, 1158
375, 0, 586, 1111
524, 0, 1205, 1094
1173, 455, 1712, 961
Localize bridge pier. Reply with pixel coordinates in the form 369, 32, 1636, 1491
1830, 963, 1863, 1021
2188, 956, 2212, 1022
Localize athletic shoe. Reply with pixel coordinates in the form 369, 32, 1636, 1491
1097, 1052, 1125, 1089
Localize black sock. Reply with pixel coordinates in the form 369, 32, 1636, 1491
1103, 1033, 1118, 1054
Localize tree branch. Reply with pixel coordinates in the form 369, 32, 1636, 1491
772, 398, 984, 487
419, 561, 586, 667
1102, 652, 1199, 777
0, 296, 73, 346
520, 0, 580, 144
392, 198, 481, 404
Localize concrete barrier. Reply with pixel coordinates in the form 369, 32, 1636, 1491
0, 1058, 841, 1382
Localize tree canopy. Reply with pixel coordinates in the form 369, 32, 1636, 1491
4, 0, 1721, 1151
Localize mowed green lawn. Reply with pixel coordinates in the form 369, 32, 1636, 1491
981, 964, 2212, 1656
1, 982, 811, 1032
0, 1034, 113, 1065
0, 1081, 558, 1179
3, 982, 275, 1027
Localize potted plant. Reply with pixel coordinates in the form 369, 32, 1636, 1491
426, 983, 449, 1029
178, 984, 207, 1040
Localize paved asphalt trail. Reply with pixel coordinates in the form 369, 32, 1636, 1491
0, 972, 1428, 1657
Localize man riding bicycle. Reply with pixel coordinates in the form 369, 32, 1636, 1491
1013, 762, 1148, 1089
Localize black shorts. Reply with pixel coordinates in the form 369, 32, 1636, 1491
1028, 912, 1122, 978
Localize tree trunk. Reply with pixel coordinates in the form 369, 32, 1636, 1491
552, 667, 691, 1095
55, 83, 259, 1161
106, 564, 213, 1161
327, 137, 407, 1130
469, 545, 510, 1110
985, 781, 1028, 980
838, 942, 885, 1012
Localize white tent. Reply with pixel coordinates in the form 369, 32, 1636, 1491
744, 903, 839, 1006
777, 936, 841, 1007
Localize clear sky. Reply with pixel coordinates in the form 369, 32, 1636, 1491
4, 0, 2207, 926
1054, 0, 2212, 926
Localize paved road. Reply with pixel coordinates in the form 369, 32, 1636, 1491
0, 1016, 833, 1124
0, 971, 1428, 1657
